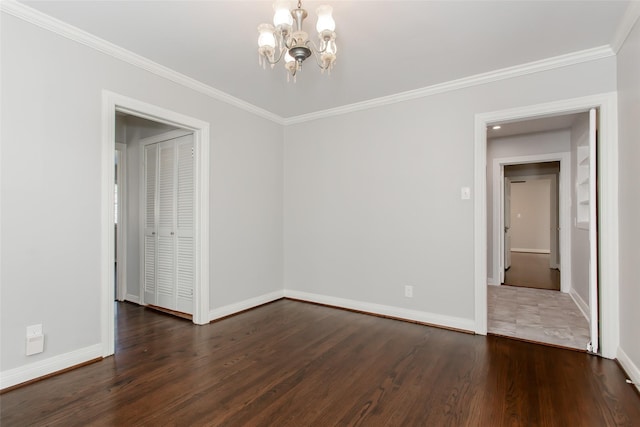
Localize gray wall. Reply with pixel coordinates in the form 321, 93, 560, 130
509, 179, 551, 252
617, 17, 640, 380
284, 59, 615, 322
505, 162, 560, 261
1, 13, 284, 373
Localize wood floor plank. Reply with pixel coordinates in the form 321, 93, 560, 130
1, 300, 639, 426
504, 252, 560, 290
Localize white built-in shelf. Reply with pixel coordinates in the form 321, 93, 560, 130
576, 145, 590, 229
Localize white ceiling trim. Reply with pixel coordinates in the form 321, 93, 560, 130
0, 1, 619, 128
0, 0, 285, 125
283, 45, 614, 125
610, 0, 640, 53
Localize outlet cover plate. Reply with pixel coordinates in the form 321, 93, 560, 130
26, 324, 42, 336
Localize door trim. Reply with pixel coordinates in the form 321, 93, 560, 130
101, 91, 211, 357
474, 92, 619, 359
115, 142, 127, 302
493, 157, 569, 292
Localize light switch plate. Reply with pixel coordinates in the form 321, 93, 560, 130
461, 187, 471, 200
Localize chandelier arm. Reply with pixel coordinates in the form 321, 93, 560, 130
307, 40, 328, 55
282, 37, 295, 50
262, 47, 287, 65
307, 42, 333, 70
309, 47, 327, 69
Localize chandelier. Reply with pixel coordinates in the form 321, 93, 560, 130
257, 0, 337, 82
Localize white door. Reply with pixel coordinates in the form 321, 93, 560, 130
504, 177, 512, 272
549, 175, 559, 269
143, 143, 158, 306
115, 143, 127, 301
175, 138, 195, 314
143, 133, 195, 314
588, 108, 599, 353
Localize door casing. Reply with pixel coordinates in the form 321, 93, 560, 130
495, 160, 567, 289
115, 142, 127, 302
474, 92, 619, 359
101, 91, 211, 358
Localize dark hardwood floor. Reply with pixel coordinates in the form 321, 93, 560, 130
2, 300, 639, 426
504, 252, 560, 291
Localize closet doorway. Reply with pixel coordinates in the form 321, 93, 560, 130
102, 91, 211, 358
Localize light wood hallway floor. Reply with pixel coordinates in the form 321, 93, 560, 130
489, 251, 589, 350
2, 300, 639, 426
488, 285, 590, 350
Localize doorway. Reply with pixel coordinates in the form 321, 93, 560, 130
488, 134, 584, 349
473, 93, 619, 359
114, 114, 189, 309
503, 169, 560, 291
491, 153, 570, 293
101, 91, 211, 358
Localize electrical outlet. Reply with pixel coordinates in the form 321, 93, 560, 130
26, 324, 42, 336
404, 285, 413, 298
26, 324, 44, 356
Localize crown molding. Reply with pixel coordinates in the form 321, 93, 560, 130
1, 1, 618, 128
0, 0, 285, 125
610, 0, 640, 53
283, 45, 615, 125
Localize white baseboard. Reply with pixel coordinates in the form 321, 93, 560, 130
0, 344, 102, 390
617, 346, 640, 393
511, 248, 551, 254
569, 288, 590, 322
209, 290, 285, 321
125, 294, 140, 304
283, 289, 475, 332
487, 277, 500, 286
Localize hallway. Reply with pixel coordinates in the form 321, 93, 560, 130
489, 251, 589, 350
488, 285, 590, 350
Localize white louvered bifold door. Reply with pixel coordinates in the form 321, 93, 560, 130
176, 137, 195, 313
143, 133, 195, 314
143, 144, 158, 306
156, 141, 177, 310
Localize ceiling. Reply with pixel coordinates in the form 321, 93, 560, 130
21, 1, 631, 119
487, 112, 586, 139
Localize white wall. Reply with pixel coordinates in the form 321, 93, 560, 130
616, 17, 640, 383
487, 131, 570, 280
510, 179, 551, 252
0, 13, 283, 375
284, 59, 616, 325
570, 114, 590, 306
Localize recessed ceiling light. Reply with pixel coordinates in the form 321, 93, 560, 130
492, 125, 502, 130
